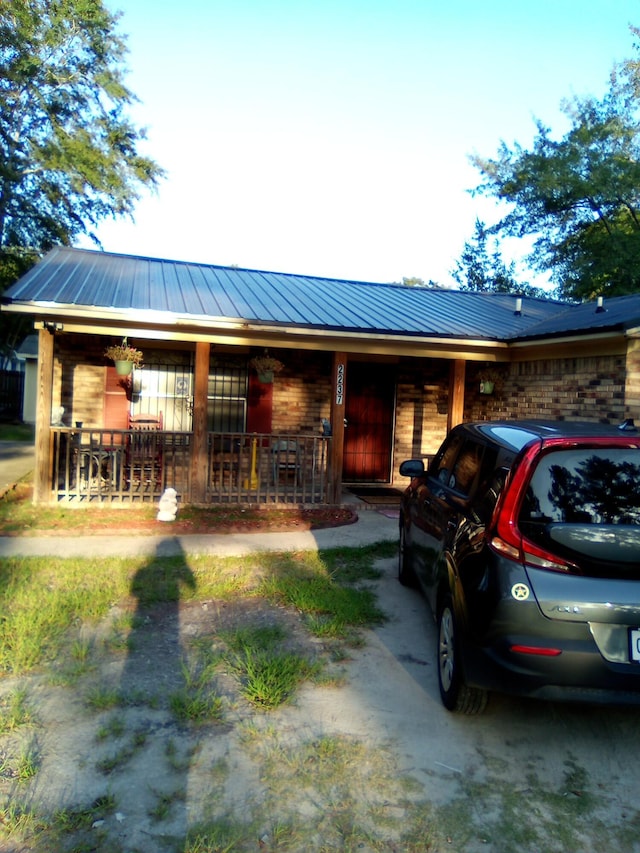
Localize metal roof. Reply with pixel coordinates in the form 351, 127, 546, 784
508, 293, 640, 340
4, 246, 640, 343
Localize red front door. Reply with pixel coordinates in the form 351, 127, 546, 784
343, 363, 395, 482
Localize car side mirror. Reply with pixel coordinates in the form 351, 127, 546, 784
399, 459, 426, 478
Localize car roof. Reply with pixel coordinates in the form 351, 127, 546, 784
457, 419, 640, 453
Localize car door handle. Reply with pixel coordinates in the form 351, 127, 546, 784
446, 520, 457, 532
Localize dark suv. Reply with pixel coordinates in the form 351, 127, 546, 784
398, 420, 640, 714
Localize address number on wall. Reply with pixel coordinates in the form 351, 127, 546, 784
335, 362, 345, 405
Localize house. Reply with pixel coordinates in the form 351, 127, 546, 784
16, 334, 39, 424
3, 246, 640, 505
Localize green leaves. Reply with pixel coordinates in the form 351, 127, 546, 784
471, 29, 640, 300
0, 0, 164, 357
0, 0, 164, 255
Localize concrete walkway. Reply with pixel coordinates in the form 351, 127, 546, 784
0, 440, 34, 495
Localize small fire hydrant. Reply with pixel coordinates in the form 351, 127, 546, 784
156, 487, 178, 522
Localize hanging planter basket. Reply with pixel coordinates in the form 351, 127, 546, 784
248, 353, 284, 384
115, 360, 134, 376
476, 366, 505, 398
104, 338, 144, 376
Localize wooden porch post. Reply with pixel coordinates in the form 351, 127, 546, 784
447, 359, 466, 432
329, 352, 347, 504
190, 341, 210, 502
34, 327, 55, 504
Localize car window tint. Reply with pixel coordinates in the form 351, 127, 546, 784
430, 432, 465, 484
520, 448, 640, 525
451, 440, 484, 495
474, 465, 506, 523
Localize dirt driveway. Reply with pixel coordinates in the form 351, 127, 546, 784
2, 548, 640, 852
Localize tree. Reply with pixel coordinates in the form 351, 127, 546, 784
401, 276, 437, 288
451, 218, 548, 297
0, 0, 164, 357
471, 28, 640, 301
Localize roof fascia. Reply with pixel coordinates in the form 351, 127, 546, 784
34, 317, 509, 362
508, 330, 626, 360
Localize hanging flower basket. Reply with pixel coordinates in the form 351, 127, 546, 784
476, 366, 505, 397
248, 354, 284, 384
104, 338, 144, 376
115, 360, 134, 376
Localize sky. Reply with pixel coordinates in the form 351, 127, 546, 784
80, 0, 640, 288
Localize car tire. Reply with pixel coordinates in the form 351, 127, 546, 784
437, 598, 488, 715
398, 521, 416, 587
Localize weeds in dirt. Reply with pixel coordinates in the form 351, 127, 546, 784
0, 687, 34, 732
0, 802, 46, 840
258, 563, 385, 639
148, 787, 185, 822
168, 651, 226, 724
0, 738, 40, 784
222, 624, 321, 709
84, 685, 122, 711
3, 543, 635, 853
95, 728, 148, 775
184, 817, 250, 853
51, 794, 117, 833
169, 687, 225, 724
95, 715, 126, 741
16, 741, 39, 782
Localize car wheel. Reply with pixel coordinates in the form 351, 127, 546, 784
437, 598, 488, 715
398, 521, 416, 587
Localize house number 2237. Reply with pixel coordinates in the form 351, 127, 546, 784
335, 363, 345, 405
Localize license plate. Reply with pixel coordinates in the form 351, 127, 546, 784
631, 629, 640, 663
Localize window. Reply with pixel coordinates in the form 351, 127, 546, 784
207, 359, 248, 432
451, 441, 484, 495
430, 432, 465, 485
521, 448, 640, 526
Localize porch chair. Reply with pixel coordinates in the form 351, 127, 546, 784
210, 435, 241, 487
126, 412, 164, 492
271, 439, 301, 487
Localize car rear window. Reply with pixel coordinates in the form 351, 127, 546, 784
521, 448, 640, 525
518, 447, 640, 578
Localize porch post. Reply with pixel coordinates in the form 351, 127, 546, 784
190, 341, 210, 502
329, 351, 347, 504
448, 359, 466, 432
34, 326, 55, 504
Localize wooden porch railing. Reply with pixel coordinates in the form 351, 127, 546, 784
50, 429, 331, 505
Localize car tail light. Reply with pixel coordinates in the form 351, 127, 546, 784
488, 440, 579, 574
521, 546, 578, 573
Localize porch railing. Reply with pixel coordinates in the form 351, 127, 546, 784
50, 428, 331, 505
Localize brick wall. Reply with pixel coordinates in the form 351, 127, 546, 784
389, 352, 627, 486
394, 358, 450, 470
271, 349, 333, 434
54, 336, 106, 427
464, 355, 626, 424
624, 339, 640, 421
